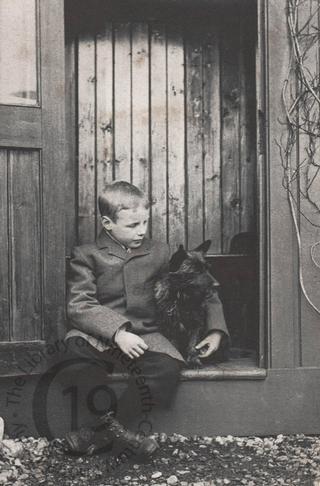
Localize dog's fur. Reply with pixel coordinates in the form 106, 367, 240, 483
154, 240, 219, 367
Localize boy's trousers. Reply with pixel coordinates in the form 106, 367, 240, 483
67, 336, 183, 428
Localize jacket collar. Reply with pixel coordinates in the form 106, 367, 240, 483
96, 230, 151, 260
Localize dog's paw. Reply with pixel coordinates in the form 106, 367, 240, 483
186, 354, 203, 369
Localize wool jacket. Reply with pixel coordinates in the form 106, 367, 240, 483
65, 230, 229, 362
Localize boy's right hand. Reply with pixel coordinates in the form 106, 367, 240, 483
114, 329, 148, 359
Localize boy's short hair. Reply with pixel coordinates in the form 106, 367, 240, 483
98, 180, 149, 221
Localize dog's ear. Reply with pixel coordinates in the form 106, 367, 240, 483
192, 240, 211, 254
169, 244, 188, 271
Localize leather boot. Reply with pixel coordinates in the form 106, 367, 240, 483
65, 422, 112, 456
100, 411, 159, 460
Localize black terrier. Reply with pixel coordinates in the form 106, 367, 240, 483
154, 240, 219, 367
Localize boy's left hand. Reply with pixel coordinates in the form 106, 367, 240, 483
195, 331, 223, 358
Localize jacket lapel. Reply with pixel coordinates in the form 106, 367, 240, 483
96, 230, 127, 260
126, 239, 151, 261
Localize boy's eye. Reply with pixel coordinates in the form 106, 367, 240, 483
126, 220, 148, 228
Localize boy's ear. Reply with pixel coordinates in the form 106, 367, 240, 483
101, 216, 113, 231
192, 240, 212, 254
169, 244, 188, 271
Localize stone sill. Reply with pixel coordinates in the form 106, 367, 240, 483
107, 357, 267, 382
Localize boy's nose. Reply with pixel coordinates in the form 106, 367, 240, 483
137, 225, 146, 236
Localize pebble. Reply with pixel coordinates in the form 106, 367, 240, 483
0, 470, 12, 484
178, 451, 187, 459
167, 475, 178, 485
159, 433, 168, 443
203, 437, 213, 445
152, 472, 163, 479
0, 440, 24, 458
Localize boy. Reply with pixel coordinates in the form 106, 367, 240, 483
64, 180, 229, 458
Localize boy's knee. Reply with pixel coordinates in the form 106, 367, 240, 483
141, 353, 182, 381
156, 355, 182, 382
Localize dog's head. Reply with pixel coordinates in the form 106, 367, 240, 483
169, 240, 218, 300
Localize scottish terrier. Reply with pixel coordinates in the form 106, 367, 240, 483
154, 240, 219, 367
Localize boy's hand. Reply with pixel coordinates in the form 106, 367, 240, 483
195, 331, 223, 358
114, 330, 148, 359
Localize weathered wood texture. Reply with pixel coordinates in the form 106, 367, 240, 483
0, 0, 66, 350
39, 0, 66, 342
265, 0, 305, 369
256, 0, 267, 369
297, 2, 320, 367
0, 149, 41, 341
72, 13, 256, 252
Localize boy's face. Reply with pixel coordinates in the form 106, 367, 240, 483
102, 205, 149, 249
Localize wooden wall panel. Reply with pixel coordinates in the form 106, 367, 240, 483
65, 28, 77, 256
239, 20, 256, 235
150, 23, 167, 240
221, 20, 241, 253
203, 31, 221, 253
298, 2, 320, 367
96, 22, 114, 235
0, 151, 10, 341
131, 23, 149, 194
9, 151, 41, 341
78, 34, 96, 243
167, 27, 186, 249
186, 33, 204, 249
267, 0, 297, 368
114, 23, 131, 181
0, 150, 42, 342
74, 15, 256, 253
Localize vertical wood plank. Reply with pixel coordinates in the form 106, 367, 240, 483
256, 0, 268, 368
268, 0, 297, 368
78, 34, 96, 244
298, 1, 320, 367
150, 23, 167, 241
114, 23, 131, 181
131, 23, 149, 194
239, 21, 256, 235
65, 31, 77, 254
186, 31, 204, 249
167, 26, 186, 250
203, 30, 221, 254
41, 0, 66, 342
0, 150, 10, 341
96, 23, 114, 233
220, 19, 241, 253
9, 150, 41, 341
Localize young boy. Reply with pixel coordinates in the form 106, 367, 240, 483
64, 180, 229, 458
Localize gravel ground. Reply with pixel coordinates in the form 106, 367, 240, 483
1, 434, 320, 486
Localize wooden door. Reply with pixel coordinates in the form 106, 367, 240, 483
0, 0, 66, 376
